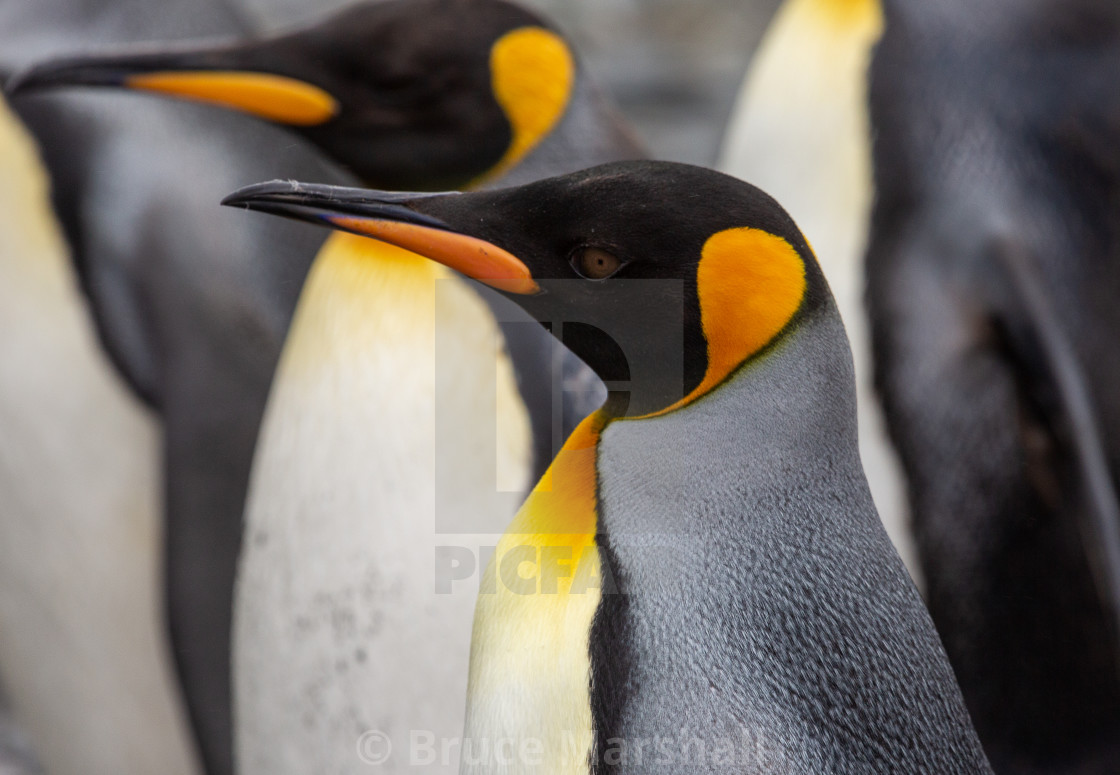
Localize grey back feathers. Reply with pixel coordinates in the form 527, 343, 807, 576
592, 301, 991, 773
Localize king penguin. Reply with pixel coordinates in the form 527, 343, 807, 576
717, 0, 916, 575
11, 2, 643, 772
0, 93, 198, 775
865, 0, 1120, 770
225, 160, 994, 773
10, 0, 638, 477
0, 0, 348, 771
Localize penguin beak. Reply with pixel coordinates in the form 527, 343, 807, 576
5, 46, 339, 127
222, 180, 540, 295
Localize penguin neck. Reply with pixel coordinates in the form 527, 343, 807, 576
601, 302, 863, 503
485, 72, 645, 189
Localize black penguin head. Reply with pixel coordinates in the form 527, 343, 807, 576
5, 0, 576, 190
223, 161, 829, 417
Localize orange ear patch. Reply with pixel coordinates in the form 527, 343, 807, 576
472, 26, 575, 185
694, 227, 808, 391
644, 227, 807, 418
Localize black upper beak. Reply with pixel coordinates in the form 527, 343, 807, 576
6, 46, 235, 96
222, 179, 538, 295
4, 42, 340, 127
7, 55, 134, 95
220, 180, 455, 231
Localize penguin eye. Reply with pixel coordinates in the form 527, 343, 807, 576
571, 246, 622, 280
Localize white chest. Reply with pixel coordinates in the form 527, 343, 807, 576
235, 233, 532, 774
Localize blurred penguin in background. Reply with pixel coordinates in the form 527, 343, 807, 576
718, 0, 917, 574
866, 0, 1120, 770
12, 0, 643, 771
0, 87, 197, 775
0, 0, 345, 772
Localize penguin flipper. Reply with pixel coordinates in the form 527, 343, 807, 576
990, 238, 1120, 645
6, 98, 164, 407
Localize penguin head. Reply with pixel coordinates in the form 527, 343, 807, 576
6, 0, 578, 190
223, 161, 829, 416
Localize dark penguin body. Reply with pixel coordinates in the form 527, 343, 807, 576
866, 1, 1120, 770
225, 160, 993, 773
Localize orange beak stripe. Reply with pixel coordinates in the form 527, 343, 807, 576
329, 216, 539, 295
125, 71, 339, 126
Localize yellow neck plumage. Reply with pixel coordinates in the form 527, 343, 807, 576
464, 409, 606, 772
